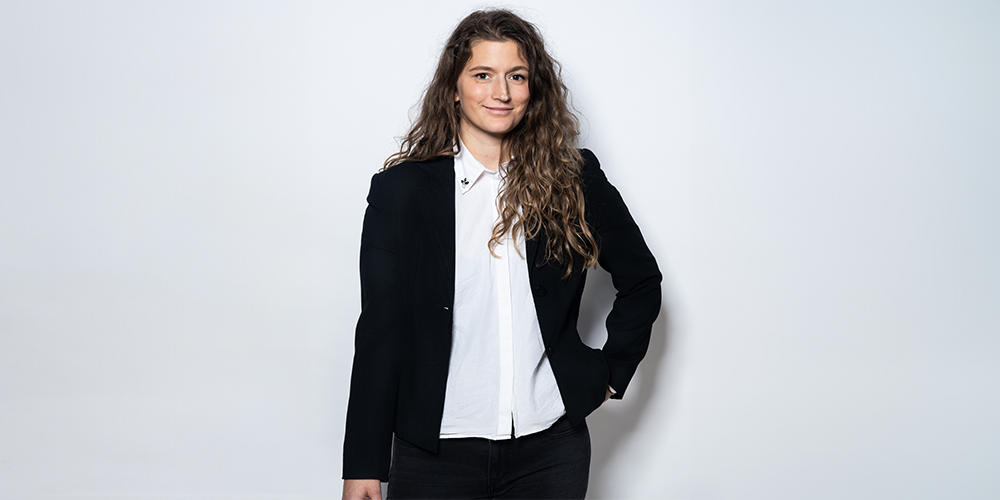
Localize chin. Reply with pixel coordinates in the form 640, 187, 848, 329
490, 122, 519, 135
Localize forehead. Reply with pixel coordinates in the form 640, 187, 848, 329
465, 39, 528, 67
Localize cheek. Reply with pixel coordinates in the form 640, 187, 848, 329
457, 83, 484, 102
516, 88, 530, 105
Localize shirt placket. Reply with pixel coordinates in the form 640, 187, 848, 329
494, 186, 515, 438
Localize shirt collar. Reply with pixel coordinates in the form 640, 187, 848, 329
454, 138, 496, 195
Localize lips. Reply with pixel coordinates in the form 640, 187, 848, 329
485, 106, 514, 114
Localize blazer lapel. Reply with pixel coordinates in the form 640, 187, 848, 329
417, 157, 456, 303
526, 233, 541, 272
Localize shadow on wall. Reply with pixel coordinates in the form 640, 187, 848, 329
578, 265, 673, 499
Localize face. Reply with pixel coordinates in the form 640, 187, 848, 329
454, 40, 530, 145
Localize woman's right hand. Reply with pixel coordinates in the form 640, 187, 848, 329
343, 479, 382, 500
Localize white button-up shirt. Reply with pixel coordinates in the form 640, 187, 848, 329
439, 143, 566, 440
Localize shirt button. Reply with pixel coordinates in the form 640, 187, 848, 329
533, 286, 548, 297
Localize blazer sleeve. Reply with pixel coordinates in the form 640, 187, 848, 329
342, 173, 401, 481
581, 149, 662, 399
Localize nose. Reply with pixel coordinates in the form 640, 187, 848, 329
493, 78, 510, 102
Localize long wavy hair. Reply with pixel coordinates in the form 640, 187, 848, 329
385, 9, 598, 277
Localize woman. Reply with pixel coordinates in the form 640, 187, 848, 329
343, 9, 661, 500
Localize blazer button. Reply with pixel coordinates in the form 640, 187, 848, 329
533, 286, 548, 297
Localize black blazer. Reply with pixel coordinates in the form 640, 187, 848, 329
343, 149, 661, 480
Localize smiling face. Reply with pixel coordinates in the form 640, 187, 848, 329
454, 40, 530, 147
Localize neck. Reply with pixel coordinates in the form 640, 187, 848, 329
459, 127, 503, 171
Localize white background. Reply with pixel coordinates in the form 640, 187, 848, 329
1, 1, 997, 499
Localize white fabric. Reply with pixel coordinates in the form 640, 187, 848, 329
439, 143, 565, 440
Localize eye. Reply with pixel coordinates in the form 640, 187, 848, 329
474, 73, 490, 80
509, 74, 526, 81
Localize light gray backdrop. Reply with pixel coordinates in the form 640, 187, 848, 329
1, 1, 997, 499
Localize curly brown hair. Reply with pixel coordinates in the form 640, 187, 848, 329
385, 9, 598, 277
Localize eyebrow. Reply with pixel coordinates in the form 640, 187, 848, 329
467, 65, 529, 73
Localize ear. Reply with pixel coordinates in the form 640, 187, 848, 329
454, 92, 460, 103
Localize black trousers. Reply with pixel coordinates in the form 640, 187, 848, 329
386, 417, 591, 499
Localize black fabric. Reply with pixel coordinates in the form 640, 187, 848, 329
387, 419, 591, 499
343, 150, 661, 480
